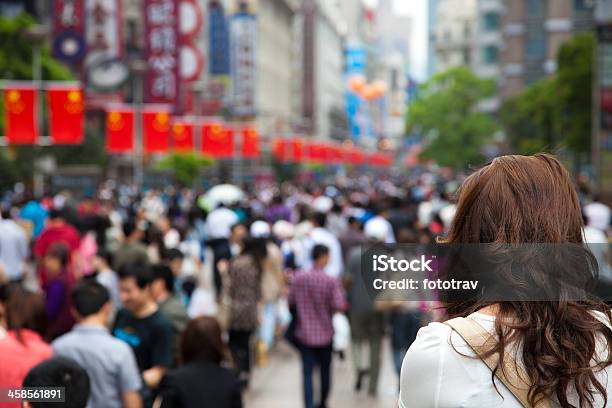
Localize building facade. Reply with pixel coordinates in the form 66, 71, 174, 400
432, 0, 477, 73
500, 0, 594, 98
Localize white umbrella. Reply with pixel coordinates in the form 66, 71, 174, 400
198, 184, 245, 212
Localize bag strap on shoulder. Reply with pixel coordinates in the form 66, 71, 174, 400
444, 317, 552, 408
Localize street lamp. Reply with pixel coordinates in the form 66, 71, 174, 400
129, 58, 148, 190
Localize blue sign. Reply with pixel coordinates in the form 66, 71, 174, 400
209, 2, 230, 75
345, 46, 367, 142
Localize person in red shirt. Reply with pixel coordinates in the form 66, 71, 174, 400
34, 208, 81, 285
0, 286, 52, 408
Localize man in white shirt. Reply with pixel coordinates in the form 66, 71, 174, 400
584, 196, 611, 233
0, 209, 29, 282
306, 212, 344, 278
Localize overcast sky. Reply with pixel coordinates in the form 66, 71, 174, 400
393, 0, 429, 81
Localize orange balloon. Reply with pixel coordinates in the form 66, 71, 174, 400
348, 75, 367, 93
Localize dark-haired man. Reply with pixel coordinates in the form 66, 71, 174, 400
113, 221, 149, 271
113, 263, 173, 405
22, 357, 90, 408
289, 244, 346, 408
150, 265, 188, 365
52, 281, 142, 408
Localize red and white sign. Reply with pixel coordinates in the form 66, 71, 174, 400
144, 0, 181, 106
3, 84, 38, 145
52, 0, 86, 63
48, 85, 85, 144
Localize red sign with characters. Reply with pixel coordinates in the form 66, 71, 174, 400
143, 107, 171, 153
106, 106, 134, 153
144, 0, 180, 106
3, 85, 38, 144
241, 127, 259, 158
202, 122, 233, 158
171, 119, 194, 151
48, 86, 85, 144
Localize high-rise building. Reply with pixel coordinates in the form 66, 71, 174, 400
474, 0, 503, 111
431, 0, 477, 73
500, 0, 594, 98
296, 0, 347, 140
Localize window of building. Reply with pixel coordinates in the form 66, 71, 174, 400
483, 46, 499, 64
526, 0, 544, 16
574, 0, 594, 11
483, 12, 500, 31
526, 34, 546, 60
462, 47, 471, 65
464, 21, 471, 38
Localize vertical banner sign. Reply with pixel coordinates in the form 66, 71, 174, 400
53, 0, 87, 63
3, 85, 38, 144
209, 0, 230, 75
143, 106, 171, 153
171, 119, 194, 151
241, 127, 259, 158
202, 122, 233, 158
345, 46, 368, 142
179, 0, 204, 84
230, 11, 257, 118
48, 85, 85, 144
84, 0, 125, 108
144, 0, 180, 106
106, 106, 134, 153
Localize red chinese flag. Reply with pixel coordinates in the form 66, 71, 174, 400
241, 127, 259, 158
202, 122, 233, 158
292, 138, 304, 162
4, 85, 38, 144
106, 107, 134, 153
350, 149, 366, 165
272, 139, 287, 162
143, 109, 171, 153
171, 120, 194, 151
47, 86, 84, 144
307, 142, 325, 163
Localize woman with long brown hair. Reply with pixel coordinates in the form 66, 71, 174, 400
399, 154, 612, 408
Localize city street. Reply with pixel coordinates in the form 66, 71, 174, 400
245, 340, 400, 408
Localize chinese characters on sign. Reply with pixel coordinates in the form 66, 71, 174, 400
52, 0, 86, 63
144, 0, 180, 106
230, 12, 257, 118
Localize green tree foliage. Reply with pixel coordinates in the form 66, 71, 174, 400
406, 67, 498, 169
556, 33, 593, 154
500, 33, 593, 157
156, 152, 215, 186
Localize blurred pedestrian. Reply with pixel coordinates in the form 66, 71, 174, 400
289, 245, 346, 408
156, 317, 242, 408
307, 213, 344, 278
0, 287, 51, 404
22, 357, 90, 408
113, 263, 173, 406
345, 218, 387, 396
114, 220, 149, 271
227, 237, 266, 389
0, 208, 29, 283
53, 281, 142, 408
41, 243, 75, 339
91, 249, 121, 310
151, 264, 189, 364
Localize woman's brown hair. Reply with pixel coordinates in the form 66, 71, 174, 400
5, 285, 48, 344
445, 153, 612, 408
180, 316, 232, 366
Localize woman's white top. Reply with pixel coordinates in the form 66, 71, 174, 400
399, 311, 612, 408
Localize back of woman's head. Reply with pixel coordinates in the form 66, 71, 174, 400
6, 286, 47, 343
448, 153, 582, 244
180, 316, 230, 366
446, 153, 612, 408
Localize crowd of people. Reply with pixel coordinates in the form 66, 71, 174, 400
0, 161, 609, 408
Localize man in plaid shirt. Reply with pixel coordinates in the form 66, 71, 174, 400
289, 244, 346, 408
